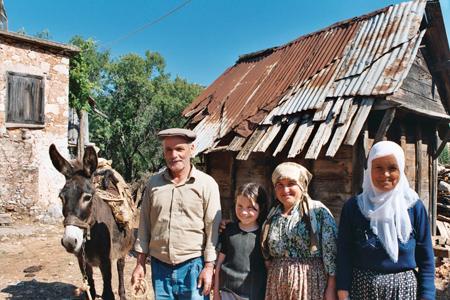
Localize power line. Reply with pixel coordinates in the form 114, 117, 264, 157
101, 0, 192, 49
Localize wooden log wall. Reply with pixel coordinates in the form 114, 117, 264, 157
310, 145, 354, 222
206, 152, 235, 219
206, 113, 439, 227
368, 111, 434, 211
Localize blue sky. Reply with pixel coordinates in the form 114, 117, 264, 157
4, 0, 450, 86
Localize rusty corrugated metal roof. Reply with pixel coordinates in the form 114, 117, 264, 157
184, 0, 439, 157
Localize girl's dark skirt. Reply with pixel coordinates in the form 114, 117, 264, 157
350, 268, 417, 300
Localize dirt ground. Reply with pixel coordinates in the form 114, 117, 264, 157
0, 220, 154, 300
0, 220, 449, 300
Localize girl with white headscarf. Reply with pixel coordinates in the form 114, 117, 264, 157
336, 141, 435, 300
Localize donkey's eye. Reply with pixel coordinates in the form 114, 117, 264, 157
82, 194, 92, 202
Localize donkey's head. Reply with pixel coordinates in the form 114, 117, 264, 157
49, 144, 98, 254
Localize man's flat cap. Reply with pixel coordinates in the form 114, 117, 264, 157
157, 128, 196, 142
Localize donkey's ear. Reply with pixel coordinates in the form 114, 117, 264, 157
49, 144, 73, 178
83, 146, 98, 177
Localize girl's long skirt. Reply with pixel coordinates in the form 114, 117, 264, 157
350, 268, 417, 300
265, 257, 326, 300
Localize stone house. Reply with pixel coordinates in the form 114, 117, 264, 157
0, 30, 78, 221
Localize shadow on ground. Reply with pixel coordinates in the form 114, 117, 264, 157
1, 280, 80, 300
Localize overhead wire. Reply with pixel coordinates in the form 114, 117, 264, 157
101, 0, 192, 49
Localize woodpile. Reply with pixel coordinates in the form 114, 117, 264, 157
435, 165, 450, 265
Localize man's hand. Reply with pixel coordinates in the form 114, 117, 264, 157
197, 262, 214, 295
131, 263, 146, 287
219, 219, 231, 232
337, 290, 349, 300
131, 253, 147, 289
324, 275, 337, 300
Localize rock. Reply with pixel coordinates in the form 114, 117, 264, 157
0, 213, 12, 225
23, 265, 44, 273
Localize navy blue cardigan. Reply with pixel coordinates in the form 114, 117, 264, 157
336, 196, 435, 300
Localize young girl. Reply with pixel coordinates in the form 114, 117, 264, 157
214, 183, 270, 300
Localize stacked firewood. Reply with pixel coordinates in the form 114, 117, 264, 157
438, 165, 450, 224
435, 165, 450, 266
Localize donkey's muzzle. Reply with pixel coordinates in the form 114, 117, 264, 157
61, 225, 84, 254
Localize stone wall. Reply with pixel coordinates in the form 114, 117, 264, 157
0, 39, 70, 222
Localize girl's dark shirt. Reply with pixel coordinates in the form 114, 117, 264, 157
217, 222, 267, 300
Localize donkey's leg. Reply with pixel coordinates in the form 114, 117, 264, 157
77, 255, 96, 300
100, 257, 115, 300
117, 257, 126, 300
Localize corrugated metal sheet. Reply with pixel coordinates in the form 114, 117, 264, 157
184, 0, 433, 157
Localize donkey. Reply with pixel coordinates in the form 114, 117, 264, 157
49, 144, 133, 300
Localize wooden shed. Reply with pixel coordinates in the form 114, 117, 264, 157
182, 0, 450, 233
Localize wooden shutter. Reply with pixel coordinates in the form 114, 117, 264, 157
7, 73, 45, 124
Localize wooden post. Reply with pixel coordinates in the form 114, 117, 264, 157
374, 108, 396, 143
434, 124, 450, 159
352, 123, 368, 195
415, 125, 422, 197
77, 110, 89, 160
431, 128, 438, 235
229, 155, 237, 220
400, 124, 407, 152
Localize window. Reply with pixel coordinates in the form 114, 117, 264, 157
6, 72, 45, 125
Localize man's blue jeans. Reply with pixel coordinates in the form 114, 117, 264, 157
151, 256, 208, 300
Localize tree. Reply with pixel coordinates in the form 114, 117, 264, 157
68, 36, 109, 158
69, 36, 109, 113
90, 51, 202, 181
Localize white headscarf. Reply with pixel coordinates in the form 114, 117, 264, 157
357, 141, 419, 262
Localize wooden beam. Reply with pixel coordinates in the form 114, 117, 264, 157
371, 98, 401, 111
236, 128, 266, 160
344, 98, 374, 146
313, 99, 334, 121
431, 128, 438, 235
438, 214, 450, 223
374, 108, 396, 143
272, 117, 300, 157
326, 100, 359, 157
337, 97, 354, 125
415, 125, 423, 197
305, 99, 344, 159
253, 123, 282, 152
433, 245, 450, 259
434, 124, 450, 159
288, 117, 315, 158
227, 136, 247, 151
351, 123, 368, 195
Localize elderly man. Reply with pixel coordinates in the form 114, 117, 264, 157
131, 128, 221, 299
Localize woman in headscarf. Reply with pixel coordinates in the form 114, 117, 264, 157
262, 162, 338, 300
336, 141, 435, 300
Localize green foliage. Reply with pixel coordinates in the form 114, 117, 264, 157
87, 49, 202, 181
439, 144, 450, 165
68, 37, 110, 115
